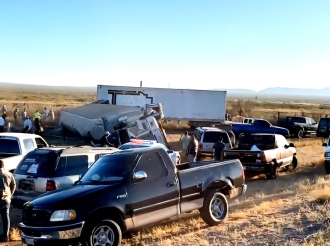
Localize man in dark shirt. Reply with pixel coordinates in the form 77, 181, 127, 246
212, 136, 226, 160
100, 131, 114, 147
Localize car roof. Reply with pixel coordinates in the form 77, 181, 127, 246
38, 146, 120, 156
0, 133, 43, 139
196, 127, 226, 132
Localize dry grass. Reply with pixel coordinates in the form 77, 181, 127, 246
121, 175, 330, 246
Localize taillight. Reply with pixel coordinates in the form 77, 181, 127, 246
261, 152, 266, 162
242, 165, 245, 181
46, 180, 57, 191
199, 143, 203, 149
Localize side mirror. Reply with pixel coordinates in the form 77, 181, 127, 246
167, 150, 174, 154
323, 143, 328, 147
133, 171, 147, 182
289, 143, 295, 148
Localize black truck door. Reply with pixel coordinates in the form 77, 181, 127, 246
127, 151, 179, 228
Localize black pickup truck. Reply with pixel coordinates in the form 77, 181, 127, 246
277, 116, 318, 138
18, 147, 247, 246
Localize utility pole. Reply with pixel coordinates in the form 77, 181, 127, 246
140, 81, 142, 87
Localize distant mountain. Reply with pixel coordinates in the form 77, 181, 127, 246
259, 87, 330, 96
0, 82, 94, 93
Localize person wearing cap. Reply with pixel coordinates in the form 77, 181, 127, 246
100, 131, 114, 147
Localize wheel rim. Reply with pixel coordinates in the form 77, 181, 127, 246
210, 196, 225, 220
298, 131, 303, 138
92, 225, 115, 246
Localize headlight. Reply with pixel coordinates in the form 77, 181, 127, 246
325, 153, 330, 157
50, 210, 76, 222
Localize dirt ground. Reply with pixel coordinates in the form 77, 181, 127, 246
1, 133, 328, 246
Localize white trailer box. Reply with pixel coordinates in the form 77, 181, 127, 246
97, 85, 227, 123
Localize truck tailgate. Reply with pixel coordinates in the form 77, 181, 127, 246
223, 150, 262, 165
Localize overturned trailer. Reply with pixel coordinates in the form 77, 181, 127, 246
59, 104, 145, 140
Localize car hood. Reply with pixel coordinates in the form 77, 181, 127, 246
28, 182, 121, 209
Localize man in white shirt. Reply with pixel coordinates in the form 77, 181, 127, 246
23, 117, 33, 133
43, 107, 49, 118
0, 116, 5, 132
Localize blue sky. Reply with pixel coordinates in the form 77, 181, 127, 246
0, 0, 329, 91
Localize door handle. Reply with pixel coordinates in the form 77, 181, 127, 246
167, 182, 175, 187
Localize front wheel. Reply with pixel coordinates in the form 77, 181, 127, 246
83, 219, 122, 246
296, 129, 304, 139
200, 191, 228, 226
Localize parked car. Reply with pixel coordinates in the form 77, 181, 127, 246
322, 137, 330, 174
222, 133, 297, 179
231, 119, 290, 139
0, 133, 49, 173
119, 139, 181, 164
12, 146, 120, 207
317, 117, 330, 138
277, 116, 318, 138
193, 127, 233, 158
18, 146, 247, 246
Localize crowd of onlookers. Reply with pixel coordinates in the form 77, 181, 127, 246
0, 104, 55, 133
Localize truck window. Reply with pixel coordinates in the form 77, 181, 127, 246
310, 118, 316, 124
0, 139, 20, 155
23, 139, 35, 153
238, 135, 275, 150
15, 150, 59, 176
35, 138, 47, 148
135, 152, 168, 180
254, 120, 270, 127
202, 132, 229, 143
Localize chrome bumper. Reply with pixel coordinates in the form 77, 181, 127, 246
18, 221, 84, 244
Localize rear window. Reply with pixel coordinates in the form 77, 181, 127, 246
0, 139, 20, 154
15, 149, 59, 177
286, 117, 306, 123
238, 135, 275, 150
319, 118, 330, 128
202, 132, 229, 143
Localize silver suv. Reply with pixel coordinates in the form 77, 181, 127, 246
12, 146, 119, 207
194, 127, 233, 157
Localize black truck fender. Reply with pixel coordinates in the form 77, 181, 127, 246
201, 178, 234, 197
81, 207, 127, 233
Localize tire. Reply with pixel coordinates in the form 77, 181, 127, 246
296, 129, 304, 139
285, 156, 298, 171
325, 162, 330, 174
82, 219, 122, 246
265, 162, 277, 179
200, 191, 228, 226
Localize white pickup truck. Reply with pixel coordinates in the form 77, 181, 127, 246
0, 133, 49, 172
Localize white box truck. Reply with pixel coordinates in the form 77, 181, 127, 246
97, 85, 227, 128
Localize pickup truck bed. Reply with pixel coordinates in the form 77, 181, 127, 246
18, 147, 247, 246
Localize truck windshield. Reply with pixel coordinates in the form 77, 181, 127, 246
80, 154, 135, 183
15, 149, 59, 176
238, 135, 275, 150
0, 139, 20, 155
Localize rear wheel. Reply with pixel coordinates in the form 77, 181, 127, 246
265, 161, 277, 179
285, 156, 298, 171
200, 191, 228, 226
325, 161, 330, 174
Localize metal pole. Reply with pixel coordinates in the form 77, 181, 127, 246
140, 81, 142, 87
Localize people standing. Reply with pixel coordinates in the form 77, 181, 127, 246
49, 109, 55, 121
22, 108, 27, 121
23, 117, 33, 133
212, 136, 226, 160
13, 109, 18, 125
43, 107, 49, 118
180, 131, 190, 162
0, 115, 5, 133
0, 160, 16, 242
186, 134, 198, 163
33, 110, 42, 135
